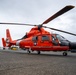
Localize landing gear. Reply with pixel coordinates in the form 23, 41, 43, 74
27, 50, 31, 54
3, 47, 5, 50
37, 51, 40, 54
63, 52, 67, 56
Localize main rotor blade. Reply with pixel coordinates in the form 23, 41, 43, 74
0, 22, 36, 26
43, 26, 76, 36
42, 5, 75, 25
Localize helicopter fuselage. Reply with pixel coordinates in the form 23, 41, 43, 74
19, 33, 70, 52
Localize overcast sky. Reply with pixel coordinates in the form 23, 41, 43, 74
0, 0, 76, 47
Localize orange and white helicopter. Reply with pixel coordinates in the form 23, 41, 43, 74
1, 5, 76, 56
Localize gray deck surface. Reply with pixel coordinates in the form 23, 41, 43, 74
0, 49, 76, 75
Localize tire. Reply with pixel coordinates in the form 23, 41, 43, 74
37, 51, 40, 54
63, 52, 67, 56
27, 50, 31, 54
3, 47, 5, 50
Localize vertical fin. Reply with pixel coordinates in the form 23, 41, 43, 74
2, 38, 6, 47
6, 29, 12, 42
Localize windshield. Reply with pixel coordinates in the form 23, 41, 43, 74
56, 34, 67, 41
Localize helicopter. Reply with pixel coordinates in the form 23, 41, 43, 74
1, 5, 76, 56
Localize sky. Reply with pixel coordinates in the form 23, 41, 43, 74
0, 0, 76, 47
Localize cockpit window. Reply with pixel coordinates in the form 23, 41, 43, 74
42, 36, 49, 41
56, 34, 67, 41
52, 35, 56, 41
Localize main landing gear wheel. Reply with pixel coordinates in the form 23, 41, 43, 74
37, 51, 40, 54
27, 50, 31, 54
3, 47, 5, 50
63, 52, 67, 56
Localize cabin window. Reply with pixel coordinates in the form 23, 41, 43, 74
32, 36, 38, 41
42, 36, 49, 41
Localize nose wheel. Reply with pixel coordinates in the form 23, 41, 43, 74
63, 52, 67, 56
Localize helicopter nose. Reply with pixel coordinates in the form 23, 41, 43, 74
69, 42, 76, 49
16, 40, 22, 46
